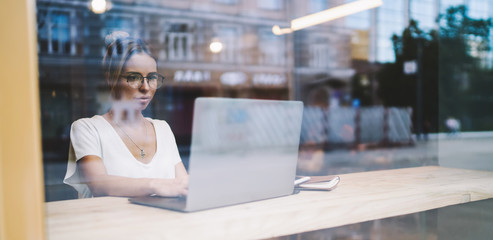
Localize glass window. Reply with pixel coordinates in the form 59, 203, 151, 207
35, 0, 493, 238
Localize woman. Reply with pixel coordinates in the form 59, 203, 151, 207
64, 33, 188, 198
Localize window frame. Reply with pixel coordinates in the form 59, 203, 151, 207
0, 0, 46, 239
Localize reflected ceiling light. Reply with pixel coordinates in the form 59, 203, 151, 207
291, 0, 382, 31
209, 39, 223, 53
90, 0, 109, 14
273, 0, 382, 35
272, 25, 293, 35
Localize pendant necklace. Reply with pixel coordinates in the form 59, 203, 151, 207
114, 118, 148, 160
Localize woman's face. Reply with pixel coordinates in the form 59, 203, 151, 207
118, 53, 157, 111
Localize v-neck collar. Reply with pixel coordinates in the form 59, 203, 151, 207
97, 115, 158, 166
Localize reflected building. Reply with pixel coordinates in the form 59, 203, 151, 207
37, 0, 492, 202
36, 0, 357, 153
37, 0, 294, 152
36, 0, 492, 159
292, 1, 355, 108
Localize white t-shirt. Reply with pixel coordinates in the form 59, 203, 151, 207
64, 115, 182, 198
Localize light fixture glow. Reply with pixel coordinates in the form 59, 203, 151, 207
272, 25, 293, 35
91, 0, 107, 14
209, 40, 223, 53
291, 0, 382, 31
272, 0, 382, 35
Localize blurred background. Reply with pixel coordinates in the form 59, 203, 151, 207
37, 0, 493, 238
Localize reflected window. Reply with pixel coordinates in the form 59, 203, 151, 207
258, 0, 283, 10
376, 28, 395, 63
102, 14, 136, 56
376, 0, 405, 62
440, 0, 465, 12
468, 0, 489, 19
37, 9, 76, 55
258, 28, 286, 66
345, 10, 370, 30
162, 21, 195, 61
214, 25, 241, 63
410, 0, 436, 30
381, 0, 403, 10
310, 0, 328, 13
309, 36, 331, 68
214, 0, 238, 4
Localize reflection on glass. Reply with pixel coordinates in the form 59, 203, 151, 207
36, 0, 493, 236
37, 0, 493, 238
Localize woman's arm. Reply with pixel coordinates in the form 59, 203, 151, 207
171, 162, 189, 195
175, 162, 188, 179
77, 155, 188, 197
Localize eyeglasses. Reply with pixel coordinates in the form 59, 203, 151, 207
120, 72, 165, 89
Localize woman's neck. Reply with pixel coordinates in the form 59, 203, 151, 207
107, 109, 145, 127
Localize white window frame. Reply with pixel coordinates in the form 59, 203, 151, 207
160, 19, 196, 62
37, 7, 77, 56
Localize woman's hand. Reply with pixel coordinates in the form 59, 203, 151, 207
150, 177, 188, 197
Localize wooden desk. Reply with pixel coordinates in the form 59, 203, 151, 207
45, 166, 493, 240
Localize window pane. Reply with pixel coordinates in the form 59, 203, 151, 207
37, 0, 493, 237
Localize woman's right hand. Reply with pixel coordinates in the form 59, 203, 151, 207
150, 177, 188, 197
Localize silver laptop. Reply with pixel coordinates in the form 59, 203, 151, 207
129, 97, 303, 212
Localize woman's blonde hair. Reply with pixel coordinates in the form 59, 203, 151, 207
102, 33, 156, 99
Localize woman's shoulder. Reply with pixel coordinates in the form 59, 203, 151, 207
147, 118, 170, 127
147, 118, 174, 134
72, 115, 107, 129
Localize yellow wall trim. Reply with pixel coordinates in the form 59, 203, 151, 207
0, 0, 46, 239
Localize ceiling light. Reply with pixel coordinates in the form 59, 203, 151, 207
273, 0, 382, 35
